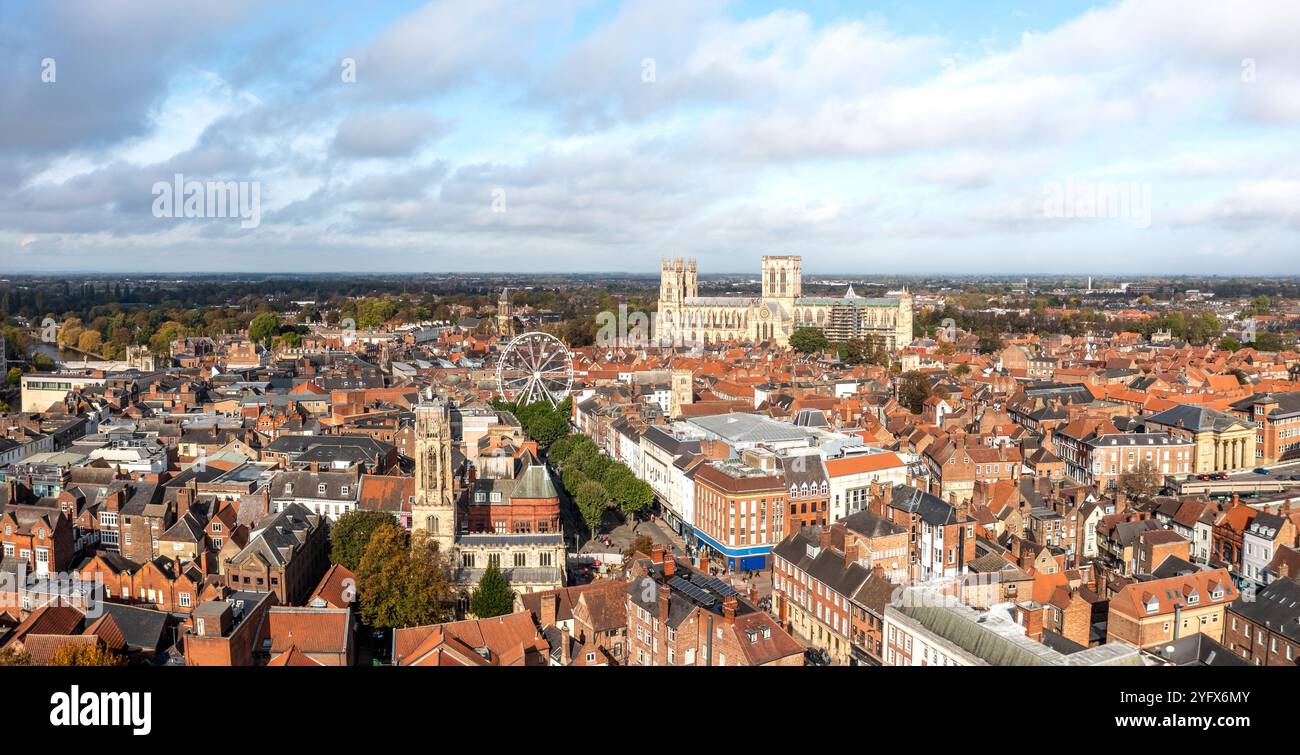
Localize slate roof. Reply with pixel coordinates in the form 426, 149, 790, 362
887, 484, 958, 526
1228, 576, 1300, 644
1145, 404, 1253, 432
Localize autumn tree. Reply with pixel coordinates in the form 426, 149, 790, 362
623, 534, 655, 561
47, 643, 126, 667
330, 510, 398, 572
0, 647, 32, 666
1118, 460, 1164, 500
897, 371, 933, 414
356, 523, 454, 628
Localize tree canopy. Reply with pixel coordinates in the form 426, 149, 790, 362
469, 563, 516, 619
356, 524, 454, 629
330, 510, 399, 572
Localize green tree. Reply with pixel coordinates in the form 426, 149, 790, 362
248, 312, 280, 346
1219, 336, 1243, 352
5, 367, 20, 387
897, 371, 933, 414
577, 480, 608, 534
789, 327, 829, 354
469, 563, 516, 618
330, 510, 398, 572
357, 524, 454, 628
1254, 332, 1283, 352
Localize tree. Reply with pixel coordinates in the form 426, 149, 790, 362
248, 312, 280, 346
3, 367, 17, 386
77, 329, 102, 353
789, 327, 829, 354
1219, 336, 1243, 352
469, 563, 516, 618
952, 363, 971, 377
577, 480, 608, 534
618, 478, 654, 519
1254, 332, 1283, 352
0, 647, 32, 666
897, 371, 933, 414
623, 534, 655, 561
1118, 460, 1164, 500
330, 510, 398, 572
530, 410, 570, 445
357, 523, 454, 628
47, 643, 126, 667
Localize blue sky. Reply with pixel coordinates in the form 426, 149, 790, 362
1, 0, 1297, 274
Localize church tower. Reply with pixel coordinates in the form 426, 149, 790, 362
668, 368, 693, 419
411, 398, 457, 555
760, 255, 802, 301
496, 288, 514, 339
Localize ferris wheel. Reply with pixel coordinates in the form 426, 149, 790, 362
496, 331, 574, 406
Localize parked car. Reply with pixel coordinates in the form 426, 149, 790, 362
1211, 472, 1229, 480
1254, 467, 1270, 475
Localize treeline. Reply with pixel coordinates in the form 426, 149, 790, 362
547, 434, 653, 535
490, 397, 572, 445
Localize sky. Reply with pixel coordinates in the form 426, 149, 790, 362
1, 0, 1298, 275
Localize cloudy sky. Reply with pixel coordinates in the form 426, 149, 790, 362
2, 0, 1298, 275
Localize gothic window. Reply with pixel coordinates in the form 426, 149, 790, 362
427, 515, 439, 533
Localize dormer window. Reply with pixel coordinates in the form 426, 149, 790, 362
285, 483, 293, 496
318, 483, 327, 495
341, 486, 349, 497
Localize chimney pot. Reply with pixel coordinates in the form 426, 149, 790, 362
722, 595, 737, 626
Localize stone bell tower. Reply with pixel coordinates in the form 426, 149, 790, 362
496, 288, 515, 339
411, 398, 457, 555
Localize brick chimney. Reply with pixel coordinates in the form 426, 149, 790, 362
663, 554, 676, 578
818, 526, 831, 551
540, 592, 558, 628
658, 582, 671, 622
177, 485, 195, 520
698, 554, 710, 574
560, 627, 571, 665
722, 595, 737, 626
650, 544, 665, 564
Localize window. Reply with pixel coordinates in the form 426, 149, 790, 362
513, 552, 527, 568
179, 593, 191, 608
318, 483, 327, 495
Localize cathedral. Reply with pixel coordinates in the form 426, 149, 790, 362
657, 255, 913, 350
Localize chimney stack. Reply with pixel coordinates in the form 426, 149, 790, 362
663, 554, 676, 578
658, 583, 671, 622
177, 485, 195, 520
540, 592, 558, 628
651, 544, 665, 564
722, 595, 737, 626
560, 627, 571, 666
